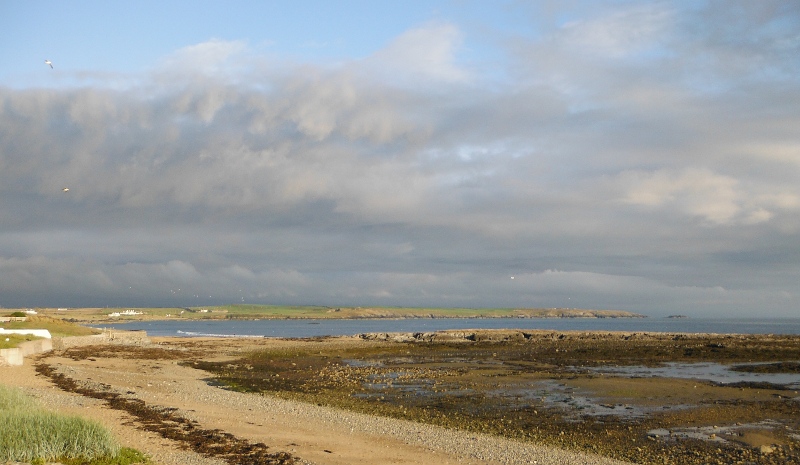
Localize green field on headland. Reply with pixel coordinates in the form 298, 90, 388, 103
8, 305, 646, 323
0, 315, 101, 337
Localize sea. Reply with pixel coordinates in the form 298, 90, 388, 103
92, 317, 800, 338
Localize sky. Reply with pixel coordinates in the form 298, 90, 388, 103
1, 1, 799, 317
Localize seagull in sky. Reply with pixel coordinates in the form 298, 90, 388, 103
45, 59, 53, 68
62, 187, 70, 192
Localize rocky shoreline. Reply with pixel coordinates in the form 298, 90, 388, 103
7, 334, 633, 465
5, 329, 799, 464
198, 330, 800, 464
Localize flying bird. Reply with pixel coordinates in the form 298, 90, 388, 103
45, 60, 53, 68
62, 187, 70, 192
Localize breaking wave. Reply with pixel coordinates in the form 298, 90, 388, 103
176, 330, 265, 338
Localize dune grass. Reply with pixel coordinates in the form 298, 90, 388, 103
0, 385, 147, 464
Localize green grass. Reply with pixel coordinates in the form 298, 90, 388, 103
27, 305, 645, 323
196, 304, 643, 320
0, 385, 148, 464
0, 333, 43, 349
2, 315, 100, 337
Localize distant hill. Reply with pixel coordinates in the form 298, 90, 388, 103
23, 305, 647, 322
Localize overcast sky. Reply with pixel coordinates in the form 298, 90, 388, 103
1, 1, 799, 317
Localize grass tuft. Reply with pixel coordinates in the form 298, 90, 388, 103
0, 385, 147, 464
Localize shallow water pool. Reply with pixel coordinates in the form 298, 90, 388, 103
587, 361, 800, 389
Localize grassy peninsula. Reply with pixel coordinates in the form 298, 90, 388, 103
12, 305, 646, 323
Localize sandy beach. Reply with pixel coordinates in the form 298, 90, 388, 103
4, 335, 633, 465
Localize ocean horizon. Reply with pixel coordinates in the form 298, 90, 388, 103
92, 316, 800, 338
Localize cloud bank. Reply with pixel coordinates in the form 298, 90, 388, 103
1, 2, 799, 316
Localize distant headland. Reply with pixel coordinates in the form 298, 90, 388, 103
5, 305, 648, 323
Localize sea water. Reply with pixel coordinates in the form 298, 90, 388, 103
92, 317, 800, 338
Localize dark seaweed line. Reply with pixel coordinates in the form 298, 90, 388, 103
35, 363, 296, 465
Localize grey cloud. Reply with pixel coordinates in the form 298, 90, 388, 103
1, 5, 799, 316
